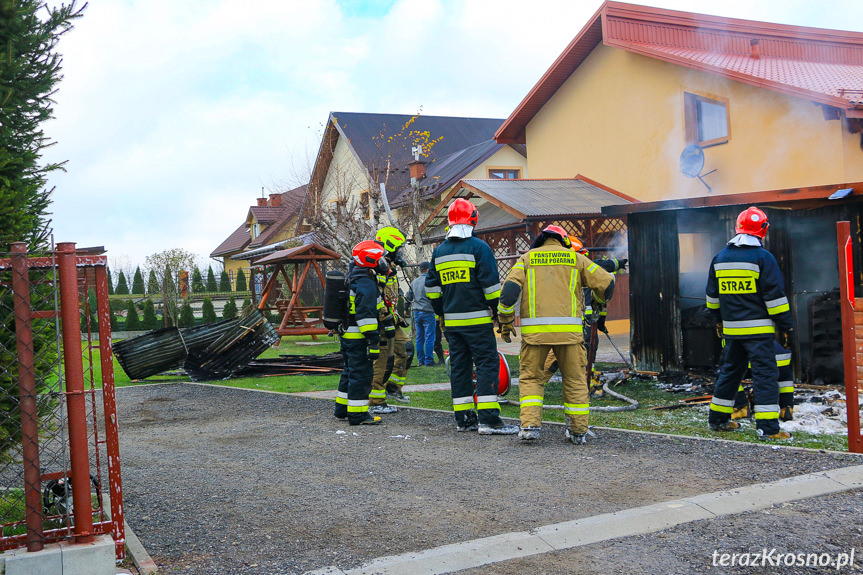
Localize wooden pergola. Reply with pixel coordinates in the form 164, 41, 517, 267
253, 243, 342, 338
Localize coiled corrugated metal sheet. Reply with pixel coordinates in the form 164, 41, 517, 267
114, 317, 243, 380
184, 310, 279, 381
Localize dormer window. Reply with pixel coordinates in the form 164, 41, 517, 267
251, 222, 260, 239
684, 92, 729, 147
488, 168, 521, 179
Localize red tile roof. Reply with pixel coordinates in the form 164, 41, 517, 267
496, 1, 863, 144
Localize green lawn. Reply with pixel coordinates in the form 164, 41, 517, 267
84, 335, 852, 452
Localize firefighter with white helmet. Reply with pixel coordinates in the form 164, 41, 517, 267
706, 206, 795, 440
333, 240, 390, 425
498, 225, 615, 444
369, 226, 412, 414
425, 198, 518, 435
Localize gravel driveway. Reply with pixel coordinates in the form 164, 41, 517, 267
116, 383, 862, 575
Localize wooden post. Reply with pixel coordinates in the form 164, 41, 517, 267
837, 221, 862, 453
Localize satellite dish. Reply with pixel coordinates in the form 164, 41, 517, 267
680, 144, 704, 178
679, 144, 715, 192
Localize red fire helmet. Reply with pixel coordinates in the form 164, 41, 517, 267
352, 240, 386, 270
448, 198, 478, 226
735, 207, 769, 239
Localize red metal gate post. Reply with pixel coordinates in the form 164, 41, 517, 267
837, 222, 862, 453
56, 242, 95, 542
10, 242, 43, 551
94, 264, 125, 557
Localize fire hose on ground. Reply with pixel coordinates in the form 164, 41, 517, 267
501, 372, 640, 412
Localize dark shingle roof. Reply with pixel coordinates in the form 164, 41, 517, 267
211, 223, 251, 257
331, 112, 505, 201
390, 139, 503, 207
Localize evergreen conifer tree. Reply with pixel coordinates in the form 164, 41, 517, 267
147, 269, 159, 295
219, 269, 231, 292
179, 299, 195, 328
107, 267, 114, 295
132, 266, 144, 294
164, 265, 175, 294
115, 271, 129, 295
222, 296, 238, 319
201, 297, 217, 323
0, 0, 85, 457
236, 269, 247, 292
241, 297, 252, 316
124, 300, 140, 331
191, 267, 204, 293
141, 299, 159, 331
206, 266, 217, 292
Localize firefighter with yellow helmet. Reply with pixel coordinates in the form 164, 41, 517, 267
369, 226, 412, 414
498, 225, 615, 444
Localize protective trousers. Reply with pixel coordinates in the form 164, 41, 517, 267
446, 325, 504, 428
371, 325, 409, 404
709, 337, 780, 435
519, 342, 588, 432
335, 337, 374, 424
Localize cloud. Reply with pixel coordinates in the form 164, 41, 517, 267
41, 0, 863, 268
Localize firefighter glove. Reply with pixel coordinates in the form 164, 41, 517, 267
778, 328, 794, 349
617, 258, 628, 271
715, 322, 723, 340
366, 344, 380, 361
498, 321, 516, 343
397, 316, 409, 329
596, 315, 607, 334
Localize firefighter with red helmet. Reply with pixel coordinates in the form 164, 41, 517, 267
498, 225, 615, 444
425, 198, 518, 435
706, 207, 795, 440
333, 240, 389, 425
369, 226, 411, 414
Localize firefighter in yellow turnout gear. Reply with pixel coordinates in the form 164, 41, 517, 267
369, 227, 411, 415
498, 225, 615, 444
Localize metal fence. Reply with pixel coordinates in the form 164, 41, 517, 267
0, 242, 124, 559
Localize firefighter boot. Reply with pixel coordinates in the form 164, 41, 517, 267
565, 429, 587, 445
758, 429, 793, 441
731, 405, 750, 420
518, 426, 541, 442
456, 411, 479, 432
477, 422, 519, 435
708, 421, 740, 432
369, 404, 397, 414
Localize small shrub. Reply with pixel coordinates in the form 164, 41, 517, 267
236, 269, 247, 292
125, 300, 140, 331
222, 296, 238, 319
179, 300, 195, 328
202, 297, 217, 323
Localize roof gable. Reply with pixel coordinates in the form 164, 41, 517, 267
210, 223, 250, 258
496, 1, 863, 144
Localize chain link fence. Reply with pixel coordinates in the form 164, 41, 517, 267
0, 243, 124, 559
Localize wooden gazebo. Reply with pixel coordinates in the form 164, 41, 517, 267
253, 243, 342, 337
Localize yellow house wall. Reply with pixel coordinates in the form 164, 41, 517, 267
320, 135, 370, 206
221, 257, 249, 291
465, 146, 529, 179
526, 45, 863, 201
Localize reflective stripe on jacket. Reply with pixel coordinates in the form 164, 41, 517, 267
425, 235, 500, 330
498, 241, 613, 345
705, 243, 793, 339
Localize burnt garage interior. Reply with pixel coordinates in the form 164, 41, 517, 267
604, 183, 863, 384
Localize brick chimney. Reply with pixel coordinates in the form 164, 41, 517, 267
409, 160, 426, 184
750, 38, 760, 60
269, 193, 282, 207
256, 197, 267, 206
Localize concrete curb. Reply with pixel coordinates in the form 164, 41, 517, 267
304, 464, 863, 575
103, 491, 158, 574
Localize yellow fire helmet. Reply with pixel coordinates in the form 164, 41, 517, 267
375, 226, 406, 254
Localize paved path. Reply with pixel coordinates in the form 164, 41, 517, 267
305, 465, 863, 575
116, 384, 863, 575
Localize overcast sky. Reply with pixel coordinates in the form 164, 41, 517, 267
41, 0, 863, 273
